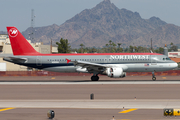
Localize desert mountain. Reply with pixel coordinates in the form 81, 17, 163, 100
21, 0, 180, 48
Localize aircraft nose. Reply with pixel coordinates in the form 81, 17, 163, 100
176, 63, 178, 68
172, 63, 178, 68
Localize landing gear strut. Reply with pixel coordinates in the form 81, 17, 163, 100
91, 75, 99, 81
152, 72, 156, 81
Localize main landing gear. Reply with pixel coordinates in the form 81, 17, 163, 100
152, 72, 156, 81
91, 74, 99, 81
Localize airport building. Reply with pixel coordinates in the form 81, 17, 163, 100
168, 51, 180, 64
168, 51, 180, 58
0, 34, 58, 71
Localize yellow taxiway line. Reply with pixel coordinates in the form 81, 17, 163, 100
0, 107, 15, 112
119, 108, 137, 113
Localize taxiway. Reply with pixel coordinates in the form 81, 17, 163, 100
0, 76, 180, 120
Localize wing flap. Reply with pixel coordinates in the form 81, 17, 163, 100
74, 60, 107, 68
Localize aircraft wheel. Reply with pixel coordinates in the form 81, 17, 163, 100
91, 76, 95, 81
152, 77, 156, 81
96, 76, 99, 81
91, 76, 99, 81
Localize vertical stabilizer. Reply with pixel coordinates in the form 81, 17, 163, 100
6, 27, 40, 55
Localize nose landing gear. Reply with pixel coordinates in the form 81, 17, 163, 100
152, 72, 156, 81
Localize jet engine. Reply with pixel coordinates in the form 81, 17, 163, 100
106, 68, 126, 78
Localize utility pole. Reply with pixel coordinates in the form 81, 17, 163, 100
51, 39, 52, 53
151, 38, 152, 51
30, 9, 35, 41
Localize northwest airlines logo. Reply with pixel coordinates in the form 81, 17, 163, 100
110, 55, 149, 59
9, 28, 18, 37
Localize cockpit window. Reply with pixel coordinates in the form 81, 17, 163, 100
166, 57, 171, 60
163, 57, 171, 60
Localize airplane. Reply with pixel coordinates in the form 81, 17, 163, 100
3, 26, 178, 81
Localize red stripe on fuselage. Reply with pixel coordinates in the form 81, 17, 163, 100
17, 53, 162, 56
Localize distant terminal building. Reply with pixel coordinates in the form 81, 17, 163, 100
168, 51, 180, 64
168, 51, 180, 58
0, 34, 58, 71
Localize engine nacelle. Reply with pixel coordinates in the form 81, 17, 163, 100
120, 72, 126, 78
106, 68, 126, 78
76, 67, 88, 73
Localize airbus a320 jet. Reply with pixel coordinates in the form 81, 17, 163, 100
3, 27, 178, 81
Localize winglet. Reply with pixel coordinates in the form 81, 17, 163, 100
6, 26, 40, 55
66, 58, 71, 64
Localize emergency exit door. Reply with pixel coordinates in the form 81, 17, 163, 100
36, 56, 42, 66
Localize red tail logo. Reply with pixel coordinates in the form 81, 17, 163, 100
7, 26, 40, 55
9, 28, 18, 37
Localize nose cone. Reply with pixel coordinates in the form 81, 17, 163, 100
172, 62, 178, 69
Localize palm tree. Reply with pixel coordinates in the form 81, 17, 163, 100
117, 43, 121, 48
80, 44, 84, 53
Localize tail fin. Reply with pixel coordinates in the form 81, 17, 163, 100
6, 27, 40, 55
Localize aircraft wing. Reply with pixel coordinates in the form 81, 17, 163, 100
74, 60, 108, 68
72, 60, 112, 73
69, 59, 128, 73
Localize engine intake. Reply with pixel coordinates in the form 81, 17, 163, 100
106, 68, 126, 78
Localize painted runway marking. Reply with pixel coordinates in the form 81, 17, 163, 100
116, 119, 131, 120
0, 107, 15, 112
119, 108, 137, 113
2, 81, 180, 85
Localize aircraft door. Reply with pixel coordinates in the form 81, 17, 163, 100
36, 56, 42, 66
151, 55, 157, 65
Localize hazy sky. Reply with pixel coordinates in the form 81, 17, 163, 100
1, 0, 180, 32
